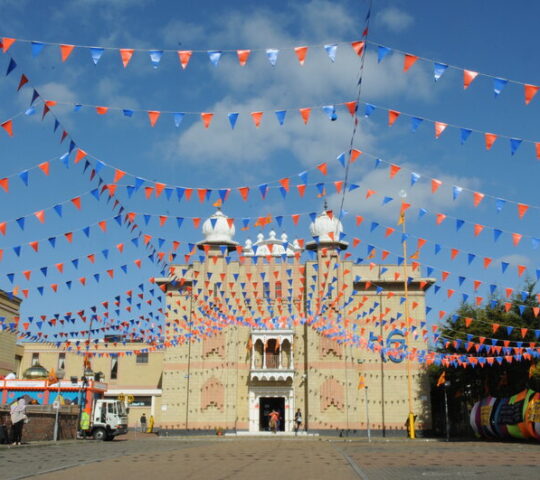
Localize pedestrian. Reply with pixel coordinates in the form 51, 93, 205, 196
10, 398, 27, 445
147, 415, 154, 433
294, 408, 302, 434
140, 413, 147, 433
268, 409, 279, 433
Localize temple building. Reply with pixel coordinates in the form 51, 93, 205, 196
156, 207, 434, 434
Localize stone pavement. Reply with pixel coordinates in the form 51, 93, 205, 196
1, 434, 539, 480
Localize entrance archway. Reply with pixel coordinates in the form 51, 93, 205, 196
259, 397, 285, 431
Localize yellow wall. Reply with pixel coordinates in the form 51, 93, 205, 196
0, 291, 22, 376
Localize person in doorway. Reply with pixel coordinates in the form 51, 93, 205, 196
147, 415, 154, 433
294, 408, 303, 434
10, 398, 27, 445
268, 409, 280, 433
140, 413, 147, 433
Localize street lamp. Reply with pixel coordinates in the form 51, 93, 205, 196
444, 381, 451, 442
53, 368, 65, 441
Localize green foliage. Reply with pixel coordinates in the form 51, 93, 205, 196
433, 281, 540, 402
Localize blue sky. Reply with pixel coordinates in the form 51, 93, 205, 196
0, 0, 540, 346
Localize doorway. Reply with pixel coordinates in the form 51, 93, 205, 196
259, 397, 285, 431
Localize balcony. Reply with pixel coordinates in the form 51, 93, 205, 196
249, 330, 294, 382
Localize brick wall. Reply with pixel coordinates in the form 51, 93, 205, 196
0, 405, 79, 442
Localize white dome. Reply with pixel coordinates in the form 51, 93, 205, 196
243, 230, 302, 257
201, 209, 236, 244
310, 210, 343, 243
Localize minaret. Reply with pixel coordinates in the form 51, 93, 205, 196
305, 201, 348, 258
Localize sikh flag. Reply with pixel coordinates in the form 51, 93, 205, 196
529, 363, 537, 378
397, 211, 405, 226
357, 374, 366, 390
436, 371, 446, 387
47, 368, 58, 385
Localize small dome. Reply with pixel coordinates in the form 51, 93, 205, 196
310, 210, 343, 243
23, 364, 49, 380
201, 209, 236, 244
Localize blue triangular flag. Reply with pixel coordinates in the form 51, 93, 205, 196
275, 110, 286, 125
510, 138, 522, 156
433, 62, 448, 81
411, 117, 423, 132
6, 58, 16, 76
173, 113, 184, 127
90, 47, 104, 64
228, 112, 239, 129
208, 51, 222, 66
149, 50, 163, 68
31, 41, 45, 57
377, 45, 391, 63
266, 49, 278, 66
495, 198, 506, 212
493, 77, 508, 97
460, 128, 472, 144
364, 103, 375, 117
324, 44, 337, 62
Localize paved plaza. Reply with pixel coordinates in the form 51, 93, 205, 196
1, 434, 539, 480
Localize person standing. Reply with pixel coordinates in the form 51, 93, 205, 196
10, 399, 27, 445
294, 408, 303, 434
147, 415, 154, 433
268, 409, 279, 434
140, 413, 147, 433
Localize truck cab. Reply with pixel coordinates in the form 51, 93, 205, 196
91, 399, 128, 441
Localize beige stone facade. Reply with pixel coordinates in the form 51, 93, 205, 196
0, 290, 22, 376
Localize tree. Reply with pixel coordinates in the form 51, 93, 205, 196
428, 281, 540, 436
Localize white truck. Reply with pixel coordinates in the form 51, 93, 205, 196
88, 398, 129, 441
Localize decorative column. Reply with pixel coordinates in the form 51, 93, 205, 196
263, 340, 267, 368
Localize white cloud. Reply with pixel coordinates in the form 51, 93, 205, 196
496, 253, 531, 268
155, 0, 434, 181
377, 7, 414, 33
326, 158, 480, 224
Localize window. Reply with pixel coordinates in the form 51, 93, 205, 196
136, 352, 149, 364
263, 282, 271, 298
31, 353, 39, 366
57, 353, 66, 370
130, 396, 152, 407
275, 281, 282, 298
110, 357, 118, 380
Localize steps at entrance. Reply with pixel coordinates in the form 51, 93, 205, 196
227, 431, 318, 437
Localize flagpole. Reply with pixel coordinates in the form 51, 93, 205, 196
364, 386, 371, 443
399, 192, 415, 439
444, 381, 450, 442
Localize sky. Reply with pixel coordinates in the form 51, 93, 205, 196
1, 0, 540, 348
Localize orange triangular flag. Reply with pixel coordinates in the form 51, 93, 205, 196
2, 37, 16, 53
295, 46, 308, 65
524, 84, 539, 105
299, 107, 311, 124
38, 161, 50, 176
517, 203, 529, 219
473, 224, 484, 236
251, 111, 263, 127
350, 149, 362, 162
485, 133, 497, 150
296, 184, 306, 197
345, 101, 357, 116
70, 197, 81, 209
403, 54, 418, 72
431, 179, 442, 193
178, 50, 192, 69
436, 213, 446, 225
197, 189, 206, 203
113, 169, 126, 183
334, 181, 343, 193
483, 257, 492, 269
148, 111, 160, 127
512, 233, 522, 246
351, 41, 365, 56
74, 149, 87, 164
389, 164, 401, 178
1, 120, 13, 137
473, 192, 484, 207
388, 110, 400, 126
34, 210, 45, 223
59, 44, 75, 62
120, 49, 134, 67
237, 49, 251, 66
463, 70, 478, 89
238, 187, 249, 201
317, 163, 328, 175
201, 112, 214, 128
279, 178, 290, 191
96, 106, 108, 115
365, 189, 376, 199
434, 121, 447, 139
